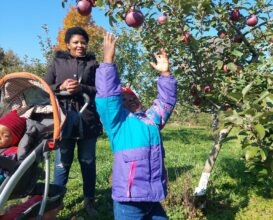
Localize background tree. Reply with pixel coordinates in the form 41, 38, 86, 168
0, 47, 23, 77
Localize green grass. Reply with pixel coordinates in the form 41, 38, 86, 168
55, 124, 273, 220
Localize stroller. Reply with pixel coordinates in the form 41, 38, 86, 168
0, 72, 88, 219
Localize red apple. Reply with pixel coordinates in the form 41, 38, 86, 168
191, 83, 198, 96
233, 35, 243, 43
182, 33, 191, 43
125, 8, 144, 28
191, 88, 197, 96
223, 64, 230, 73
157, 15, 168, 24
246, 14, 258, 27
218, 30, 226, 39
230, 9, 240, 21
190, 82, 198, 96
77, 0, 92, 16
203, 85, 212, 93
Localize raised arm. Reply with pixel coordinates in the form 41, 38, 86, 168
95, 33, 122, 143
146, 49, 177, 129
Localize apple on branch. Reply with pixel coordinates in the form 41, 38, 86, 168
203, 85, 212, 93
182, 33, 191, 43
218, 30, 227, 39
77, 0, 92, 16
246, 14, 258, 27
157, 15, 168, 24
191, 83, 198, 96
230, 9, 240, 21
125, 8, 144, 28
223, 64, 230, 73
233, 35, 243, 43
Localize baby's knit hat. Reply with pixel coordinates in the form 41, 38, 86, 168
0, 110, 27, 146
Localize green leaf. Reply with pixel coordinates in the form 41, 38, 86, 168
96, 0, 104, 7
217, 60, 223, 69
227, 62, 237, 72
224, 114, 243, 125
226, 92, 242, 102
109, 16, 117, 27
242, 83, 253, 98
254, 124, 265, 139
259, 148, 267, 162
253, 91, 270, 105
231, 50, 243, 57
245, 147, 259, 160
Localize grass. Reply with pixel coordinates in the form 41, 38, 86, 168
52, 124, 273, 220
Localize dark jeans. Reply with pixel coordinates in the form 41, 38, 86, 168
54, 138, 97, 198
113, 201, 168, 220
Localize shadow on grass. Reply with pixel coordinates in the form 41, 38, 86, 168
57, 188, 113, 220
162, 127, 214, 144
167, 165, 193, 182
204, 157, 272, 220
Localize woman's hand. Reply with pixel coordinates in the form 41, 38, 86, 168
150, 48, 171, 76
60, 79, 81, 94
103, 32, 118, 63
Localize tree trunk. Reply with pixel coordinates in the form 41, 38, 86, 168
194, 125, 233, 199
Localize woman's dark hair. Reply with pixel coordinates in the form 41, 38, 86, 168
64, 26, 89, 44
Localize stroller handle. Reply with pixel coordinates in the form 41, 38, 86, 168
55, 91, 90, 114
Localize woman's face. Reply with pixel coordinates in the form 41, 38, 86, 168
67, 34, 87, 57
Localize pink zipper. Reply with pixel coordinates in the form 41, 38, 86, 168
127, 160, 137, 197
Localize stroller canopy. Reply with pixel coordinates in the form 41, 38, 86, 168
0, 72, 65, 142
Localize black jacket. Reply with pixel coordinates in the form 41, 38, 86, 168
43, 51, 102, 138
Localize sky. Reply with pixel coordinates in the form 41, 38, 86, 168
0, 0, 110, 62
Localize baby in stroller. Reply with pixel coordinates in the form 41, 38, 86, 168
0, 110, 26, 184
0, 110, 63, 219
0, 72, 67, 220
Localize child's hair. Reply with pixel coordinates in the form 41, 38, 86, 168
0, 110, 26, 146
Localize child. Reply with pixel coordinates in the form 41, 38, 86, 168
95, 33, 177, 219
0, 110, 26, 184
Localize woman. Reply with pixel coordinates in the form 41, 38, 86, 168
95, 33, 177, 219
43, 26, 102, 217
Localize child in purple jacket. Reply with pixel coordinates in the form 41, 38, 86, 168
95, 33, 177, 219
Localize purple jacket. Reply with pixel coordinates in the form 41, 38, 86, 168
95, 63, 177, 202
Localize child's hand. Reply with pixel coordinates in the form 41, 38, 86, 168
103, 32, 118, 63
150, 48, 170, 76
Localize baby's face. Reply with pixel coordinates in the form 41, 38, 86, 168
0, 124, 13, 147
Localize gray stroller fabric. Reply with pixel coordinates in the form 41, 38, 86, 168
17, 118, 53, 161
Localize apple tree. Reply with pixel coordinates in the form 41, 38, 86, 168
62, 0, 273, 179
